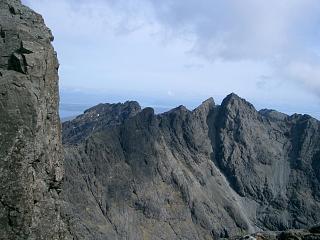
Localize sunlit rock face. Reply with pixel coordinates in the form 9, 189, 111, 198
0, 0, 70, 239
62, 94, 320, 239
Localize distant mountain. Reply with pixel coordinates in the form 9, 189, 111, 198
61, 94, 320, 239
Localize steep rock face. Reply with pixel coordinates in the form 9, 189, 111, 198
0, 1, 70, 239
62, 94, 320, 239
63, 99, 250, 239
215, 94, 320, 230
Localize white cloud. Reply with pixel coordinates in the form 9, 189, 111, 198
21, 0, 320, 118
146, 0, 316, 58
144, 0, 320, 96
284, 62, 320, 96
167, 90, 175, 97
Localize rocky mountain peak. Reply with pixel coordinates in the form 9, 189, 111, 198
259, 109, 288, 121
169, 104, 189, 113
218, 93, 259, 126
221, 93, 255, 111
61, 94, 320, 239
84, 100, 141, 115
62, 101, 141, 145
202, 96, 215, 107
193, 97, 215, 115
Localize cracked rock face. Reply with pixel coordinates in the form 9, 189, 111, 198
0, 0, 70, 239
62, 94, 320, 239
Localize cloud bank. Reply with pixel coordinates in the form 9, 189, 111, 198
22, 0, 320, 118
60, 0, 320, 97
144, 0, 320, 96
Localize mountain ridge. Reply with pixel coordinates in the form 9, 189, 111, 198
62, 93, 320, 239
62, 93, 319, 129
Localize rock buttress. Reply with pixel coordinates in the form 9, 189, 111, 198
0, 0, 71, 239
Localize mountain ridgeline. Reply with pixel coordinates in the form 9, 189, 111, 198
1, 0, 320, 239
62, 95, 320, 239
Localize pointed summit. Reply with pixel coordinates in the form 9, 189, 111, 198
201, 97, 215, 108
219, 93, 257, 121
193, 97, 215, 115
166, 104, 189, 115
222, 93, 243, 103
221, 93, 255, 111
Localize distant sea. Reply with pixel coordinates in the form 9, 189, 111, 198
60, 103, 91, 121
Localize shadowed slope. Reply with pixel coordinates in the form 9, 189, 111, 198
61, 94, 320, 239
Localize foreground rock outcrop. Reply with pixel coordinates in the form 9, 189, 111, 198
62, 95, 320, 239
0, 0, 70, 239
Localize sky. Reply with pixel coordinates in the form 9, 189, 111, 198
21, 0, 320, 119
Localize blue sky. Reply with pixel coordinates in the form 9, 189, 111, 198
22, 0, 320, 119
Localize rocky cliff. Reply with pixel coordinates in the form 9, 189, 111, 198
62, 95, 320, 239
0, 0, 70, 239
